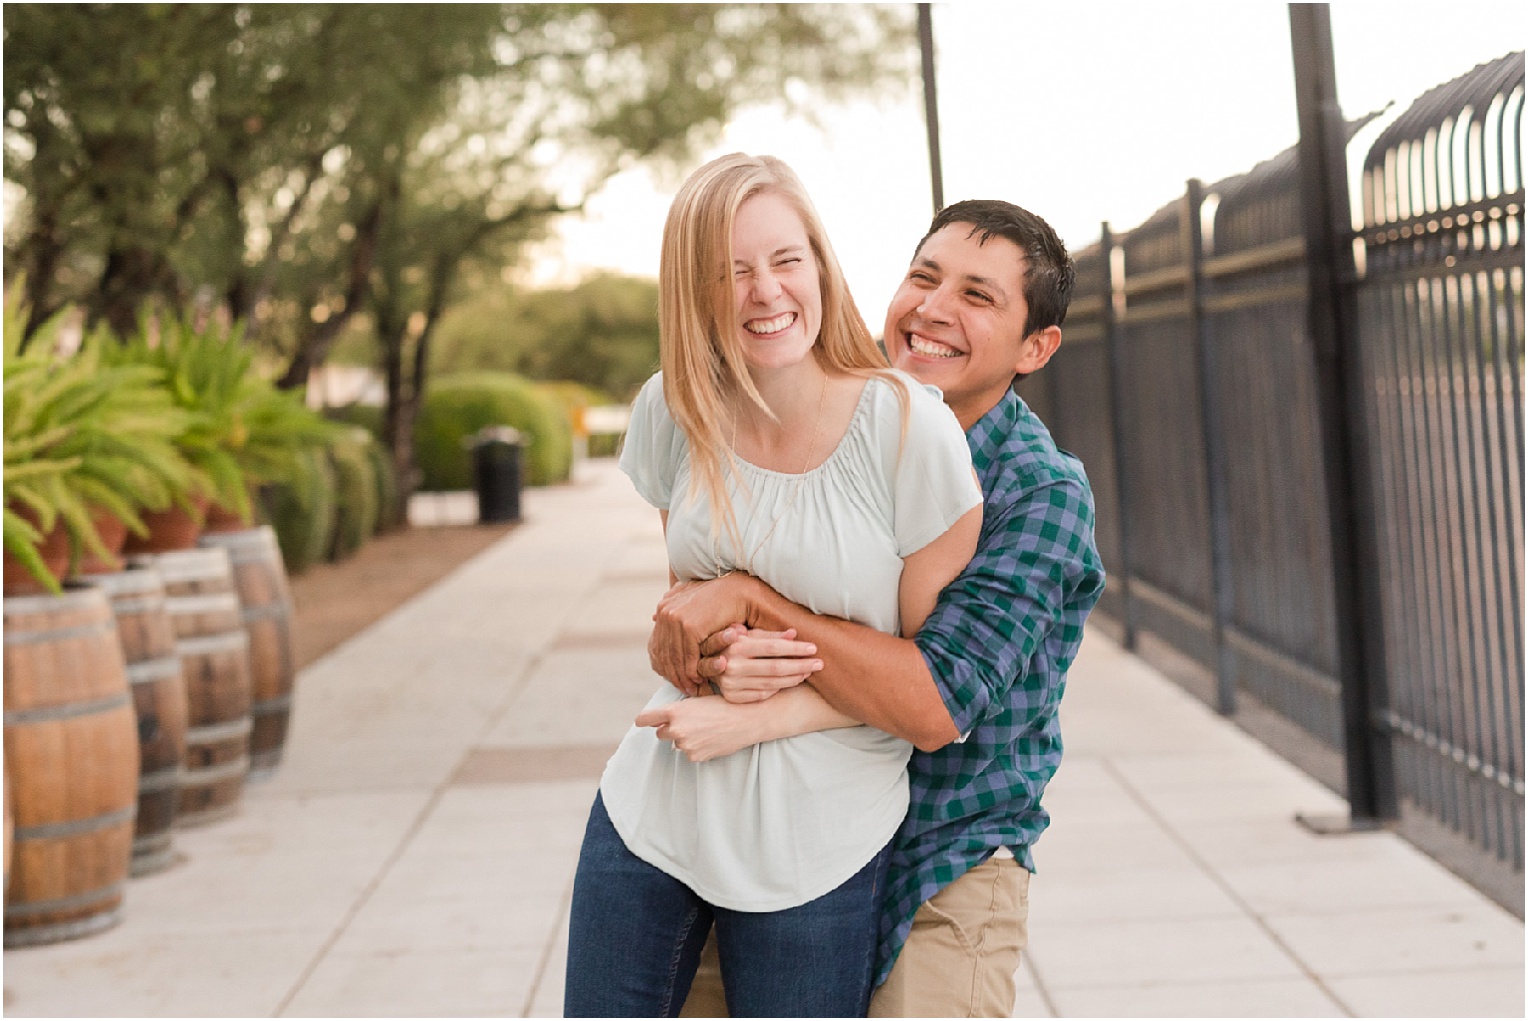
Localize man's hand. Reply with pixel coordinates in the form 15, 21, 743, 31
636, 696, 764, 763
699, 625, 821, 704
649, 573, 757, 694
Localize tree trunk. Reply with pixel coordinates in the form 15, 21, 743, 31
386, 390, 421, 530
19, 212, 65, 349
219, 170, 251, 321
275, 198, 383, 390
377, 305, 417, 527
95, 244, 165, 338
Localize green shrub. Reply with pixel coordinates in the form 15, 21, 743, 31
416, 372, 571, 490
261, 446, 336, 575
366, 438, 401, 533
326, 430, 379, 561
326, 402, 384, 441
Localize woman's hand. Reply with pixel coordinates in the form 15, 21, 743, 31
699, 625, 822, 704
636, 695, 768, 763
637, 684, 861, 762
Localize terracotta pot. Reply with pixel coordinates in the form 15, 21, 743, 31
2, 506, 71, 596
74, 510, 132, 576
121, 497, 210, 556
202, 499, 254, 535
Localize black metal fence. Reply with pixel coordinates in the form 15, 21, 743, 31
1022, 50, 1524, 909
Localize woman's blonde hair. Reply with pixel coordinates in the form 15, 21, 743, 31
658, 153, 893, 545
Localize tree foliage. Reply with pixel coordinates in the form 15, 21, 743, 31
429, 272, 660, 402
5, 3, 916, 514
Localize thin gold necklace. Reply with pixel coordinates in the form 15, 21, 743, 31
734, 373, 829, 573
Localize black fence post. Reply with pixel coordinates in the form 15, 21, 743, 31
1100, 222, 1138, 651
1289, 2, 1398, 826
1184, 178, 1238, 715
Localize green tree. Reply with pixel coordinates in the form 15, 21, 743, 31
6, 3, 916, 519
430, 272, 660, 402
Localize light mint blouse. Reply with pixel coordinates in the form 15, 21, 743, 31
607, 369, 981, 910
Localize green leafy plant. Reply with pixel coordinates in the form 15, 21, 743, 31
233, 378, 350, 524
102, 316, 344, 527
4, 288, 195, 591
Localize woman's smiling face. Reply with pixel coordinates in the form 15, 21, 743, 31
728, 190, 823, 373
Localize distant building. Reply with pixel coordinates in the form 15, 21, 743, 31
306, 365, 385, 409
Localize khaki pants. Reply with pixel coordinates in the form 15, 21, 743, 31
679, 857, 1029, 1019
869, 857, 1030, 1018
677, 939, 727, 1018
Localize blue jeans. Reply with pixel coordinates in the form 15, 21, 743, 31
564, 792, 892, 1018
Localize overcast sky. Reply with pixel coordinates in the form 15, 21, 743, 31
532, 1, 1524, 325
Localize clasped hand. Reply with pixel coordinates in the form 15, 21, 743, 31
635, 626, 820, 762
699, 624, 821, 701
648, 574, 819, 701
643, 577, 823, 762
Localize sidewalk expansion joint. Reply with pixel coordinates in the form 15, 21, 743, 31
452, 744, 619, 786
551, 631, 653, 650
1099, 756, 1359, 1018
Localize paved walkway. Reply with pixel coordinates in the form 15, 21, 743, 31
3, 460, 1522, 1017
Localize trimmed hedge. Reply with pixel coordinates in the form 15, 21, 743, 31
260, 426, 395, 574
262, 446, 337, 575
367, 438, 402, 533
416, 372, 571, 490
327, 429, 379, 561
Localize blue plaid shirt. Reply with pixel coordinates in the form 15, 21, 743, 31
877, 389, 1105, 983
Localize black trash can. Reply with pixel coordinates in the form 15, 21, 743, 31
469, 426, 524, 523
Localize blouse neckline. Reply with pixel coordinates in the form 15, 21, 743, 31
728, 375, 878, 481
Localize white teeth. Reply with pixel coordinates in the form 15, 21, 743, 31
744, 312, 796, 335
909, 335, 960, 358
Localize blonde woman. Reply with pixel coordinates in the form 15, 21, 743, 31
563, 154, 982, 1018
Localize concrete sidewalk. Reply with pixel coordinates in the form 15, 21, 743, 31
3, 459, 1522, 1017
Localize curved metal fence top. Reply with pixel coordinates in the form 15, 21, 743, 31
1363, 51, 1524, 227
1210, 115, 1381, 257
1367, 51, 1524, 168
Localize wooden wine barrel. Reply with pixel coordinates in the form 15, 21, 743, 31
5, 770, 13, 903
3, 584, 139, 947
92, 567, 188, 875
199, 527, 296, 780
132, 549, 251, 828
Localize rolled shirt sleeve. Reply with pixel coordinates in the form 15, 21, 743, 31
915, 472, 1100, 737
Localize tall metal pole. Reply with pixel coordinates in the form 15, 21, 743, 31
1288, 2, 1398, 828
917, 3, 944, 213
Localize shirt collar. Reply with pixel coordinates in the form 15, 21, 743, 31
965, 388, 1021, 471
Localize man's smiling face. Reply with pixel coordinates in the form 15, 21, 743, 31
884, 224, 1053, 430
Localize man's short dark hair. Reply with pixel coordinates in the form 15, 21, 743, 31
914, 199, 1075, 339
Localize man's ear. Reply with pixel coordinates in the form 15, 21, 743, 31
1015, 325, 1063, 375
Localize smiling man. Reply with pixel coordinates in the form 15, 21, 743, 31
648, 199, 1106, 1017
